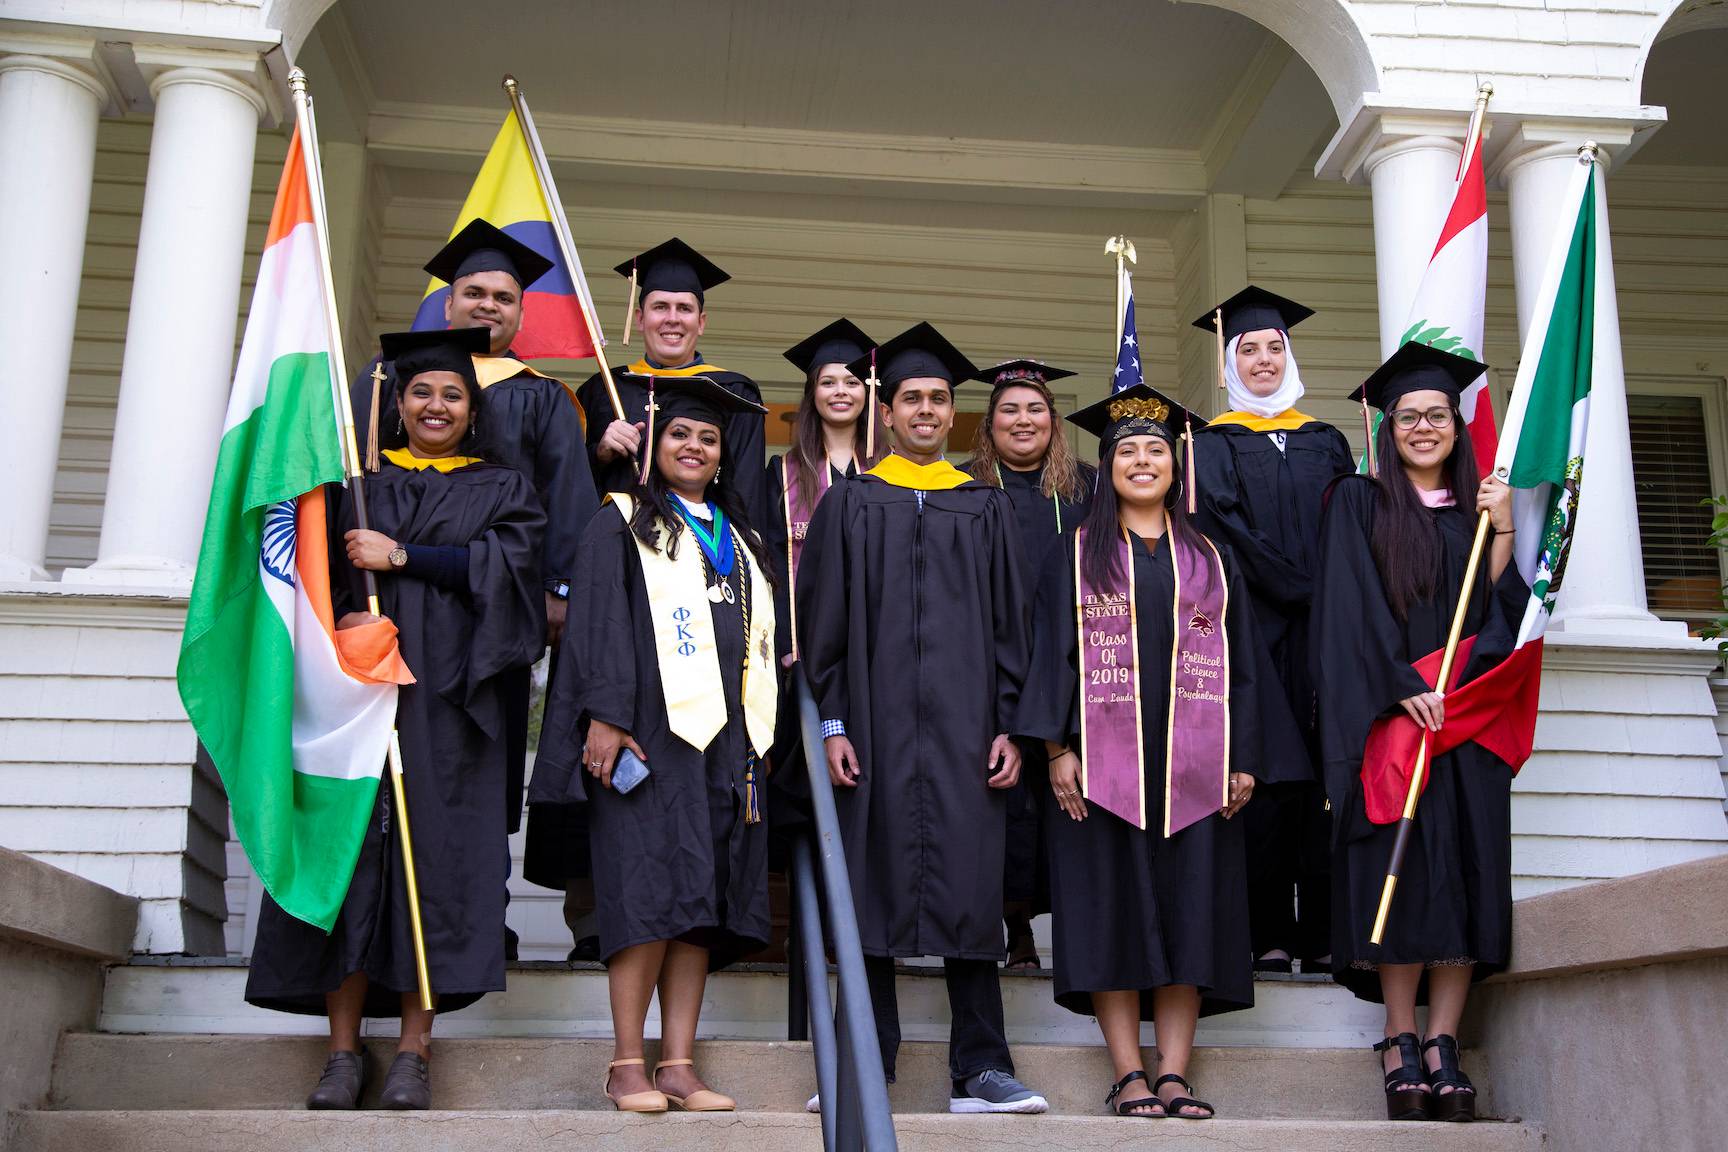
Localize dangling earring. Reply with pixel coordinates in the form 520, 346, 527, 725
395, 412, 404, 435
715, 464, 723, 480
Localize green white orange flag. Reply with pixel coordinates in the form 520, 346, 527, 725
177, 121, 412, 931
1358, 153, 1608, 824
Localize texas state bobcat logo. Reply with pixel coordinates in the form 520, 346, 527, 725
1186, 608, 1215, 638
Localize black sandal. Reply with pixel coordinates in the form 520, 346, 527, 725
1152, 1073, 1214, 1119
1104, 1070, 1164, 1118
1422, 1034, 1477, 1122
1373, 1032, 1429, 1121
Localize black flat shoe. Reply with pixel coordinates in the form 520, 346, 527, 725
1104, 1070, 1164, 1118
1373, 1032, 1429, 1121
306, 1049, 368, 1110
1423, 1034, 1477, 1122
378, 1051, 431, 1111
1153, 1073, 1214, 1119
1252, 954, 1293, 975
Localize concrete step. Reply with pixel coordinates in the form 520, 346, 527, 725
49, 1033, 1498, 1120
8, 1109, 1547, 1152
100, 960, 1387, 1048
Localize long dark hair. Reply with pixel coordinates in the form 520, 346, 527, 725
966, 381, 1086, 502
789, 362, 882, 499
391, 369, 488, 461
1079, 434, 1213, 593
1369, 398, 1480, 621
629, 420, 775, 585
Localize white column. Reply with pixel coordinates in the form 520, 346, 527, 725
1496, 125, 1683, 638
0, 52, 106, 581
65, 65, 266, 591
1363, 136, 1464, 358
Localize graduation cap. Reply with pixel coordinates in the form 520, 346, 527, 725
1190, 285, 1314, 345
1068, 383, 1206, 452
615, 237, 730, 304
972, 359, 1078, 391
845, 321, 978, 397
1349, 340, 1488, 411
423, 219, 554, 291
380, 326, 491, 390
783, 318, 874, 377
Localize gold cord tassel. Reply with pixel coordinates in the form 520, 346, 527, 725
865, 348, 879, 459
622, 260, 639, 346
743, 751, 762, 825
366, 362, 385, 473
1362, 395, 1379, 478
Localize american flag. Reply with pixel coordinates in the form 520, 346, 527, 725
1112, 272, 1141, 393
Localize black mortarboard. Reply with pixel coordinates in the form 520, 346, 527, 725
614, 237, 730, 304
1190, 285, 1314, 345
625, 371, 766, 431
379, 327, 490, 390
972, 359, 1079, 391
1067, 383, 1206, 453
845, 321, 978, 399
1349, 340, 1488, 411
423, 219, 554, 291
783, 318, 874, 377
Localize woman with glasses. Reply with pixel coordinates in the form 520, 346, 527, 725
1310, 342, 1524, 1124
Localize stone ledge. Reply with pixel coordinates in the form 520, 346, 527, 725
0, 847, 136, 962
1496, 852, 1728, 982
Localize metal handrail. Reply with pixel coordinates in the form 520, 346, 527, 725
787, 672, 898, 1151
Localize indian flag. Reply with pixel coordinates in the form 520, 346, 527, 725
178, 121, 412, 931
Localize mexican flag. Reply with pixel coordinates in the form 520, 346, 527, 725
178, 121, 413, 931
1361, 108, 1495, 471
1359, 155, 1606, 823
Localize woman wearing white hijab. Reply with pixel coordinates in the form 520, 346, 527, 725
1189, 286, 1354, 978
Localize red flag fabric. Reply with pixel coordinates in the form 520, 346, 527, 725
1360, 636, 1544, 824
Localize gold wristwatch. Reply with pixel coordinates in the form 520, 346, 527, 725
388, 545, 408, 569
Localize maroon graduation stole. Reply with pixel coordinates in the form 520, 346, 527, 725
1074, 525, 1231, 836
781, 455, 833, 660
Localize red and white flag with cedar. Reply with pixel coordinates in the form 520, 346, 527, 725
1360, 153, 1608, 823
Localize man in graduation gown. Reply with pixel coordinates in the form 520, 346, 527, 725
796, 322, 1047, 1115
350, 219, 599, 959
578, 238, 767, 516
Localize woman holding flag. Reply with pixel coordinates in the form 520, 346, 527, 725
534, 374, 778, 1115
246, 327, 548, 1111
1310, 340, 1524, 1123
1016, 382, 1268, 1121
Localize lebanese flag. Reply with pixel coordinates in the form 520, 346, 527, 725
1362, 155, 1606, 823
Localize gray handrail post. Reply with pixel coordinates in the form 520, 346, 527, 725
797, 674, 898, 1151
791, 836, 838, 1150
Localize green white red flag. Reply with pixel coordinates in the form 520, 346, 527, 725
177, 120, 413, 930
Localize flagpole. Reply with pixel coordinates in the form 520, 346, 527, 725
1105, 236, 1135, 352
502, 75, 626, 422
290, 68, 435, 1012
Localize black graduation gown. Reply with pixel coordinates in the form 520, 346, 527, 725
532, 507, 770, 967
246, 461, 547, 1016
796, 472, 1029, 961
1017, 532, 1260, 1019
1192, 419, 1352, 770
349, 355, 598, 833
964, 460, 1096, 913
1310, 476, 1529, 1003
760, 455, 854, 838
577, 364, 768, 516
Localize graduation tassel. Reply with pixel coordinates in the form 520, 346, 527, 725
1361, 394, 1379, 478
1184, 412, 1197, 515
1214, 307, 1227, 399
365, 361, 385, 473
622, 258, 638, 346
865, 347, 880, 459
743, 751, 763, 825
638, 376, 657, 487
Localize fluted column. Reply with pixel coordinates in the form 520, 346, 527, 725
65, 61, 267, 591
0, 48, 107, 580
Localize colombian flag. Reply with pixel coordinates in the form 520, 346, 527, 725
411, 110, 601, 360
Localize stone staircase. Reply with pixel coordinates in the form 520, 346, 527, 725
9, 959, 1549, 1150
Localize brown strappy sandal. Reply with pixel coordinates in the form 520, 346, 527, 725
604, 1057, 668, 1113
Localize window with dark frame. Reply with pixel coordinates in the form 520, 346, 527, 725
1628, 393, 1722, 630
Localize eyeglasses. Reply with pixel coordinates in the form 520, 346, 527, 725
1389, 407, 1454, 430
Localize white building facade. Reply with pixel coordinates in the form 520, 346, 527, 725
0, 0, 1724, 955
